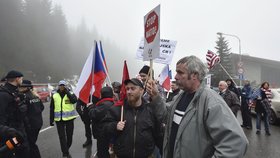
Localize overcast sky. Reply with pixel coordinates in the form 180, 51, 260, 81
53, 0, 280, 76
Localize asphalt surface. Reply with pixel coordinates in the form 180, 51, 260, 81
37, 102, 280, 158
38, 102, 96, 158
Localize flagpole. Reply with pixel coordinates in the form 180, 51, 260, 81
166, 91, 170, 99
149, 60, 153, 80
89, 41, 97, 105
219, 63, 238, 86
121, 106, 124, 122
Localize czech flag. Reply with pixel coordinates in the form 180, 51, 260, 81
74, 41, 107, 104
158, 64, 171, 91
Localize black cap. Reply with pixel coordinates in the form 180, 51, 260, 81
21, 80, 33, 88
5, 70, 23, 79
101, 87, 113, 99
124, 78, 144, 88
139, 65, 150, 75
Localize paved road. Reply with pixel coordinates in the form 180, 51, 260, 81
38, 102, 96, 158
37, 102, 280, 158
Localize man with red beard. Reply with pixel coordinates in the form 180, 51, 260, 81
104, 78, 162, 158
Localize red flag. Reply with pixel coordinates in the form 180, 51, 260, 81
74, 41, 107, 104
158, 65, 171, 91
115, 60, 130, 106
206, 50, 220, 69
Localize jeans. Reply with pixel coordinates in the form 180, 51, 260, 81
256, 112, 270, 132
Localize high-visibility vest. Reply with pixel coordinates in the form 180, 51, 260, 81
53, 93, 77, 121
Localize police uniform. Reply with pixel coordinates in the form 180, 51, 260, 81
0, 70, 29, 158
20, 80, 44, 158
50, 80, 77, 157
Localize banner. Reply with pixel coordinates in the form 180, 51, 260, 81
136, 38, 177, 64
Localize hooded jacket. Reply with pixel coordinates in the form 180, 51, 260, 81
88, 87, 114, 138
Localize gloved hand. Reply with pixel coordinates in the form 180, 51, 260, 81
5, 128, 24, 145
64, 86, 69, 93
87, 103, 95, 110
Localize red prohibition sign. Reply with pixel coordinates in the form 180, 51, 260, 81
145, 11, 158, 44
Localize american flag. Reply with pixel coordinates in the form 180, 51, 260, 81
206, 50, 220, 69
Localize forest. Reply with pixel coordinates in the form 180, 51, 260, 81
0, 0, 125, 83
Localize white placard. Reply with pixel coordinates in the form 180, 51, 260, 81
136, 38, 177, 64
143, 4, 160, 60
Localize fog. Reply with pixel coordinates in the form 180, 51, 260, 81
1, 0, 280, 83
0, 0, 133, 83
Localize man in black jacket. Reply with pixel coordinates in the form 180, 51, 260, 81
104, 78, 162, 158
0, 70, 29, 158
88, 86, 114, 158
19, 80, 44, 158
226, 79, 241, 99
219, 81, 241, 117
76, 95, 99, 148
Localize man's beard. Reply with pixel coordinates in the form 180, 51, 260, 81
127, 94, 141, 107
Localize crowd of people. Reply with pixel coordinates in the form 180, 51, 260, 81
1, 55, 276, 158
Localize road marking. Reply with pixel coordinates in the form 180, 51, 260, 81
39, 116, 80, 133
39, 126, 53, 133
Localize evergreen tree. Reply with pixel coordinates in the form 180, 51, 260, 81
209, 34, 234, 86
0, 0, 25, 75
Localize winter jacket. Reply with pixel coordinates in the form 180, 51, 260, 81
220, 89, 241, 115
88, 98, 114, 139
0, 83, 28, 150
24, 91, 44, 129
241, 84, 252, 105
253, 88, 272, 113
0, 83, 26, 130
104, 99, 162, 158
151, 84, 248, 158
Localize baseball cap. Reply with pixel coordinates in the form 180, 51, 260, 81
21, 80, 33, 88
124, 78, 144, 88
5, 70, 23, 79
58, 80, 67, 86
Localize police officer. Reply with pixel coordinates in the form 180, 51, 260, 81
19, 80, 44, 158
50, 80, 77, 157
0, 70, 29, 158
